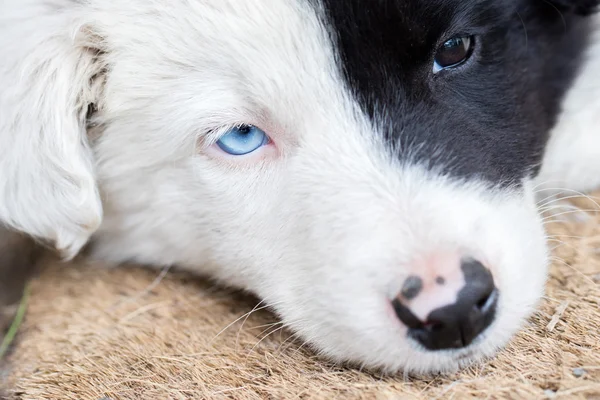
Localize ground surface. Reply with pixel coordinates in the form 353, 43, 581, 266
1, 196, 600, 399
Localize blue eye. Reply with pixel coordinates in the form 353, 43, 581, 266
216, 125, 269, 155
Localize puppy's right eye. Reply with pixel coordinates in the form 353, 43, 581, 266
216, 125, 269, 156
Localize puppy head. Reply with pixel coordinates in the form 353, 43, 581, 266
1, 0, 597, 373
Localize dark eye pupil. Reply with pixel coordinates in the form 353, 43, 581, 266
237, 125, 252, 135
434, 36, 472, 70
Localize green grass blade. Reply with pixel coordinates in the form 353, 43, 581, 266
0, 283, 31, 360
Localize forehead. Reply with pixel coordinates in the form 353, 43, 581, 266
98, 0, 346, 125
318, 0, 511, 53
319, 0, 507, 40
96, 0, 548, 184
101, 0, 508, 111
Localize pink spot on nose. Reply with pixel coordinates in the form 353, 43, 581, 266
398, 251, 466, 321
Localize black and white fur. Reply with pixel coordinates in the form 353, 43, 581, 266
0, 0, 598, 374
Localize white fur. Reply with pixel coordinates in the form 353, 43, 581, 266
0, 0, 595, 374
536, 15, 600, 196
0, 1, 104, 257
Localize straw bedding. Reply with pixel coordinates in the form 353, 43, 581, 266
1, 195, 600, 399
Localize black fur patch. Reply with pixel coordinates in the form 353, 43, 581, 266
549, 0, 600, 15
319, 0, 595, 186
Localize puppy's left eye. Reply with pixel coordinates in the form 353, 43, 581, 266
433, 36, 474, 74
216, 125, 269, 155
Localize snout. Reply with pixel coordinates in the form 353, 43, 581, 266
392, 255, 498, 350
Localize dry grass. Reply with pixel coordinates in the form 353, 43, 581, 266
2, 195, 600, 399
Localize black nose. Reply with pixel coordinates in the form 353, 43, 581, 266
393, 259, 498, 350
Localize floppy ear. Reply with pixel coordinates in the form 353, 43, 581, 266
548, 0, 600, 15
0, 10, 105, 258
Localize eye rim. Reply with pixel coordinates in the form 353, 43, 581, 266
215, 124, 270, 156
432, 35, 476, 74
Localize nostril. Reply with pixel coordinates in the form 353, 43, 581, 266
392, 298, 423, 329
476, 294, 489, 310
476, 288, 498, 313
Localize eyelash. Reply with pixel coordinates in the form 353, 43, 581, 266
203, 124, 240, 147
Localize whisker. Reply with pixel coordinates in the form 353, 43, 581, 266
534, 187, 600, 210
539, 199, 598, 212
277, 329, 303, 354
293, 335, 318, 358
533, 189, 559, 204
246, 324, 289, 357
235, 299, 276, 350
107, 264, 172, 311
538, 194, 600, 209
547, 239, 576, 253
211, 300, 276, 342
539, 204, 586, 215
546, 234, 588, 240
248, 321, 284, 331
541, 209, 599, 223
542, 218, 582, 229
531, 178, 561, 191
541, 0, 567, 33
515, 11, 528, 52
549, 256, 598, 286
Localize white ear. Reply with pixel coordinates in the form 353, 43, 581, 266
0, 8, 104, 258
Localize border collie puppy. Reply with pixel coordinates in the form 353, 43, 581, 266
0, 0, 599, 374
